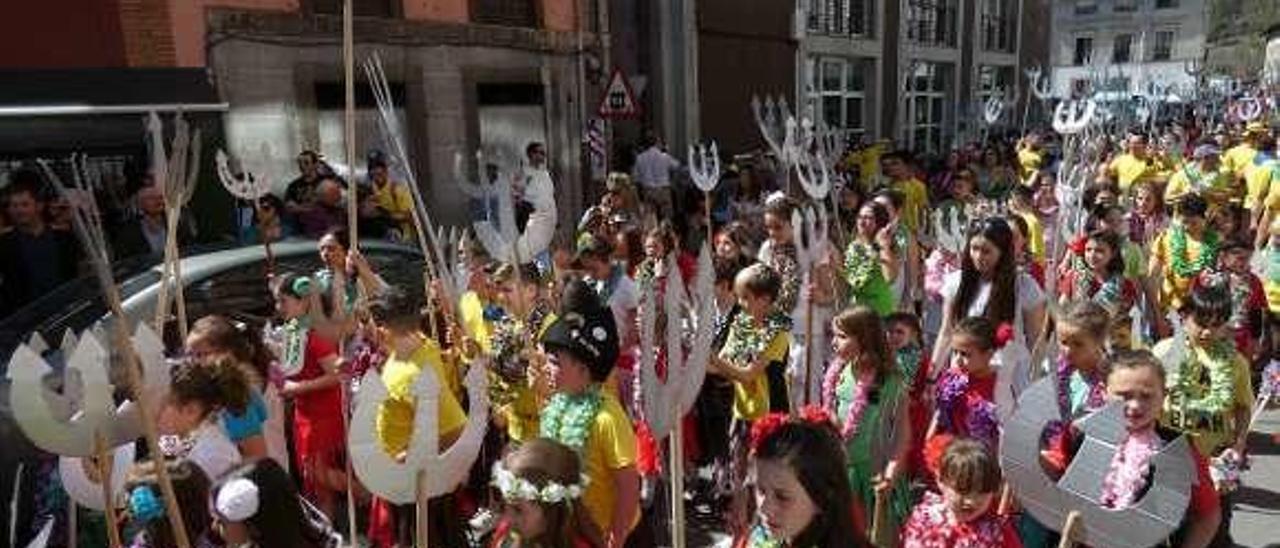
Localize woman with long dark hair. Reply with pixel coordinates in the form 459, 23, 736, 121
930, 217, 1046, 415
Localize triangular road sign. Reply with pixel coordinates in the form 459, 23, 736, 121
598, 68, 640, 119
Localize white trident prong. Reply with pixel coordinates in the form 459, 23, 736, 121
984, 94, 1005, 126
6, 324, 168, 457
1053, 99, 1097, 135
215, 149, 271, 202
751, 95, 810, 173
1027, 66, 1052, 101
687, 141, 721, 193
1235, 96, 1263, 122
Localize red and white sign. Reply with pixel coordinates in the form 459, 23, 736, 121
597, 69, 640, 119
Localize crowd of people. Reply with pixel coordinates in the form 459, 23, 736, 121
3, 112, 1279, 548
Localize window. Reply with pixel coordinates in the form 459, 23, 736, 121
311, 0, 394, 16
1074, 0, 1097, 15
807, 0, 874, 37
471, 0, 540, 27
904, 62, 950, 154
1156, 0, 1179, 8
1113, 34, 1133, 63
907, 0, 957, 47
806, 57, 870, 142
1074, 36, 1093, 65
980, 0, 1013, 52
1153, 30, 1175, 60
977, 65, 1013, 114
1114, 0, 1137, 12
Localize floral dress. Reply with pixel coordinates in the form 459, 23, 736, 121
933, 367, 1000, 450
900, 491, 1022, 547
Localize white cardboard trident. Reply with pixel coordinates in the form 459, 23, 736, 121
638, 245, 717, 441
348, 357, 490, 504
6, 324, 168, 457
751, 95, 812, 182
214, 147, 272, 203
688, 141, 721, 194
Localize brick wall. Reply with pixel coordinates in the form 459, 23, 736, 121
0, 0, 127, 68
118, 0, 178, 66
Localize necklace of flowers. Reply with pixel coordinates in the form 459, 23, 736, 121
896, 343, 923, 383
278, 317, 310, 378
1168, 223, 1219, 279
540, 386, 603, 451
1183, 164, 1211, 193
722, 312, 791, 366
1267, 246, 1280, 285
1170, 339, 1237, 413
634, 258, 658, 291
936, 368, 999, 445
1055, 356, 1107, 421
744, 524, 794, 548
824, 358, 875, 443
843, 239, 880, 291
1099, 428, 1160, 509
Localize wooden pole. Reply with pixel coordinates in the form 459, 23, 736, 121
869, 485, 888, 545
341, 1, 361, 544
416, 470, 430, 548
1057, 510, 1082, 548
669, 426, 686, 548
67, 499, 77, 548
94, 434, 122, 548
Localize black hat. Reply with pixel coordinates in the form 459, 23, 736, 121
541, 296, 619, 381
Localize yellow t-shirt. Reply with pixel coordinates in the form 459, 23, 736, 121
579, 392, 639, 533
841, 142, 887, 190
721, 325, 789, 421
376, 340, 467, 457
458, 291, 493, 355
1109, 153, 1160, 193
1152, 228, 1212, 313
1017, 146, 1043, 181
1018, 211, 1045, 261
1244, 159, 1278, 211
372, 180, 416, 238
894, 177, 929, 232
1222, 144, 1258, 178
1164, 165, 1235, 205
501, 312, 557, 443
1156, 341, 1252, 455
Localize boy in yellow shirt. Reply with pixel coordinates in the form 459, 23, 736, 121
880, 151, 928, 232
709, 263, 791, 532
539, 279, 639, 547
1222, 122, 1266, 180
1107, 131, 1163, 193
1244, 134, 1277, 228
369, 286, 468, 546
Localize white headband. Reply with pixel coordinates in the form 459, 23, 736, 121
491, 462, 588, 504
215, 478, 261, 522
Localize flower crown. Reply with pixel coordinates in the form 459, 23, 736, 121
748, 405, 835, 454
491, 462, 589, 504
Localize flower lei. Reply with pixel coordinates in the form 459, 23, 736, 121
1226, 272, 1255, 328
1169, 339, 1237, 420
843, 240, 879, 291
1055, 356, 1107, 420
935, 368, 999, 447
722, 312, 791, 366
491, 461, 589, 504
540, 387, 603, 451
896, 343, 923, 383
634, 258, 658, 292
744, 524, 793, 548
1070, 259, 1125, 313
1168, 223, 1219, 279
1099, 428, 1160, 509
765, 243, 801, 311
1266, 245, 1280, 285
822, 358, 875, 440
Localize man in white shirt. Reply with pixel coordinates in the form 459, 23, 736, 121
631, 136, 680, 220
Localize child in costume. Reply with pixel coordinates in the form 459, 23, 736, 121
844, 202, 899, 316
538, 279, 639, 548
886, 312, 931, 477
367, 286, 469, 548
822, 307, 911, 542
489, 262, 558, 444
1154, 283, 1253, 458
123, 460, 212, 548
1058, 231, 1139, 349
185, 315, 287, 471
900, 436, 1021, 547
488, 438, 592, 548
1039, 351, 1223, 547
929, 317, 1011, 451
270, 273, 347, 521
206, 459, 342, 548
1150, 194, 1220, 317
1209, 240, 1266, 359
733, 408, 869, 548
710, 263, 792, 533
158, 357, 250, 481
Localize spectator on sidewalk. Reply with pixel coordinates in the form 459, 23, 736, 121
632, 134, 680, 221
0, 172, 81, 316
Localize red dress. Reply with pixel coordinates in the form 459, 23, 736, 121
290, 331, 346, 498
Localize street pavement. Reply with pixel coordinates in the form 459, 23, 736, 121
1233, 406, 1280, 548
